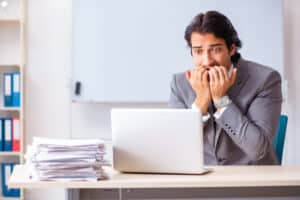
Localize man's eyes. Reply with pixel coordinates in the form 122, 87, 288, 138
192, 47, 222, 55
194, 49, 202, 54
212, 47, 222, 53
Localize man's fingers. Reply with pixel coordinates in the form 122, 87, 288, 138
188, 66, 211, 86
208, 69, 215, 84
194, 67, 205, 81
220, 66, 229, 82
215, 67, 225, 84
203, 70, 209, 84
198, 68, 207, 82
191, 68, 197, 80
194, 68, 201, 81
211, 67, 219, 83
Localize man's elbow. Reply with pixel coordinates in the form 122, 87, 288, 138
248, 134, 272, 162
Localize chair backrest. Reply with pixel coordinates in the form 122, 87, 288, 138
273, 115, 288, 164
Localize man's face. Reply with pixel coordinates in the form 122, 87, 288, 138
190, 32, 236, 70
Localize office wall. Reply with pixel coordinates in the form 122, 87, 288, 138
282, 0, 300, 165
72, 0, 283, 103
71, 1, 300, 166
25, 0, 71, 199
25, 0, 299, 200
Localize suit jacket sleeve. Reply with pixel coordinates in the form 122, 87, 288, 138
168, 74, 187, 108
215, 71, 282, 162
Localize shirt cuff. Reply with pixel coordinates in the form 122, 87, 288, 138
213, 106, 228, 119
191, 102, 211, 123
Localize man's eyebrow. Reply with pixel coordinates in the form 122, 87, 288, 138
192, 43, 223, 49
209, 43, 223, 47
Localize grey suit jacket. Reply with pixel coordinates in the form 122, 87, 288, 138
168, 58, 282, 165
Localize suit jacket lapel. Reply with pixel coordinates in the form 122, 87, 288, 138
227, 59, 249, 100
214, 58, 250, 149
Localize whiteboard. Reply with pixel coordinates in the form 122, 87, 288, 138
72, 0, 283, 102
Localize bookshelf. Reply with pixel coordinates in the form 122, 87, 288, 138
0, 0, 25, 199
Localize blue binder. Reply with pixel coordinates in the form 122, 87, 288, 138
12, 72, 20, 107
3, 118, 12, 151
3, 73, 13, 107
1, 163, 20, 197
0, 118, 3, 151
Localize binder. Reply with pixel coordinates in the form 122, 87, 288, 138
1, 163, 20, 197
12, 117, 20, 152
0, 118, 3, 151
4, 118, 12, 151
4, 73, 13, 107
12, 72, 20, 107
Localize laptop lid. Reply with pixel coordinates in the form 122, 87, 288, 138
111, 109, 206, 174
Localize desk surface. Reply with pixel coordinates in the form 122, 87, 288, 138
8, 165, 300, 189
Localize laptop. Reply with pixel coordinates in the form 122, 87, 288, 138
111, 108, 208, 174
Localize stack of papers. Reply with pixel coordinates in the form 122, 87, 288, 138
26, 137, 109, 181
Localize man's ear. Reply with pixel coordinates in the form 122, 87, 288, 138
229, 44, 236, 56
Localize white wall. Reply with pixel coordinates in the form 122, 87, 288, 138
25, 0, 299, 200
71, 0, 300, 166
25, 0, 72, 199
282, 0, 300, 165
72, 0, 283, 103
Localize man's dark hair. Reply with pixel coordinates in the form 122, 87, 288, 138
184, 11, 242, 63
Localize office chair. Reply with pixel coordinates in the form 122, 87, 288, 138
273, 115, 288, 165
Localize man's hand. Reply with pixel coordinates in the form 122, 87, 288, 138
186, 67, 211, 114
208, 66, 237, 102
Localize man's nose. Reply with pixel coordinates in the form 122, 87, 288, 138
202, 52, 215, 67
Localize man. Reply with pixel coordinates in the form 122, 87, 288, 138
168, 11, 282, 165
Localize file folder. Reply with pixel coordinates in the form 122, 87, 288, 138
1, 163, 20, 197
12, 72, 20, 107
3, 73, 13, 107
0, 118, 3, 151
12, 117, 20, 152
4, 118, 12, 151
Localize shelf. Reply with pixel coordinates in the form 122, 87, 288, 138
0, 18, 21, 23
0, 64, 20, 67
0, 0, 27, 200
0, 65, 21, 75
0, 198, 21, 200
0, 152, 20, 156
0, 107, 20, 112
0, 152, 20, 163
0, 197, 22, 200
0, 1, 25, 200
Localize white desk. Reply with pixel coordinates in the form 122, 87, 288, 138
8, 165, 300, 199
